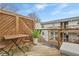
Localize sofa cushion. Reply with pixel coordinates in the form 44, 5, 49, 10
60, 42, 79, 56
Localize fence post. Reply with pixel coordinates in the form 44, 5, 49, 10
16, 16, 19, 34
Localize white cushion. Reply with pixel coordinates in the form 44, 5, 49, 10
60, 42, 79, 56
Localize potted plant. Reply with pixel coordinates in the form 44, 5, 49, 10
32, 29, 41, 45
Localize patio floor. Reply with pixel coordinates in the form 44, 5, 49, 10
0, 43, 60, 56
13, 43, 60, 56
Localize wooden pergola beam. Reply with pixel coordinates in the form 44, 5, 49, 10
61, 29, 79, 33
38, 28, 79, 33
38, 28, 79, 49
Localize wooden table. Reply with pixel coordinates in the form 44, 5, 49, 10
4, 34, 29, 40
4, 34, 30, 54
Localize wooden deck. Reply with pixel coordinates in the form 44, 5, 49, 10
2, 43, 60, 56
0, 43, 60, 56
26, 44, 60, 56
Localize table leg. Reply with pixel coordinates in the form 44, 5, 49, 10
11, 40, 25, 53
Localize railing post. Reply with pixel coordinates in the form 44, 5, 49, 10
58, 31, 61, 50
48, 30, 50, 41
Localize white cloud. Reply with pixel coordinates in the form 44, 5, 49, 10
51, 4, 69, 15
51, 4, 79, 18
66, 9, 79, 16
59, 4, 68, 9
34, 4, 48, 10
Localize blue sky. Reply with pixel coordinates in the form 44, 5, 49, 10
1, 3, 79, 22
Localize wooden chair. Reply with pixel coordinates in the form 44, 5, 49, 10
0, 37, 13, 56
21, 36, 33, 52
48, 39, 58, 47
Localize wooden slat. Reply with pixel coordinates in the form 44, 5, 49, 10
19, 22, 28, 34
20, 19, 32, 33
4, 34, 29, 40
0, 13, 14, 24
0, 17, 15, 31
19, 19, 32, 34
1, 21, 16, 35
0, 19, 15, 32
16, 16, 19, 34
0, 16, 13, 27
0, 44, 6, 49
20, 17, 34, 29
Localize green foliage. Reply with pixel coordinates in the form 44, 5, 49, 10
32, 29, 41, 38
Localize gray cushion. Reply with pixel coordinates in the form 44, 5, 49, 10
60, 42, 79, 56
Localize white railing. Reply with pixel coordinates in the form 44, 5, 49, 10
46, 26, 60, 29
66, 25, 79, 29
44, 25, 79, 29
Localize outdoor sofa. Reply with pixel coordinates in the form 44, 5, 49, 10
60, 42, 79, 56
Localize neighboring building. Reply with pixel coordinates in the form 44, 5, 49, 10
37, 16, 79, 42
35, 22, 42, 29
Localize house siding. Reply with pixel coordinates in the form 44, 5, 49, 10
41, 30, 48, 41
36, 17, 79, 42
35, 22, 42, 29
67, 20, 79, 28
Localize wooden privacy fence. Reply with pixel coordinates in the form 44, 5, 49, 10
0, 10, 35, 36
0, 10, 35, 49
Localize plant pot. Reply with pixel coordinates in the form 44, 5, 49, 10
33, 38, 38, 45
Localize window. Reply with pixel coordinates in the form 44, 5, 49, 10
77, 22, 79, 24
50, 32, 53, 37
64, 21, 68, 28
42, 25, 44, 28
42, 32, 44, 35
